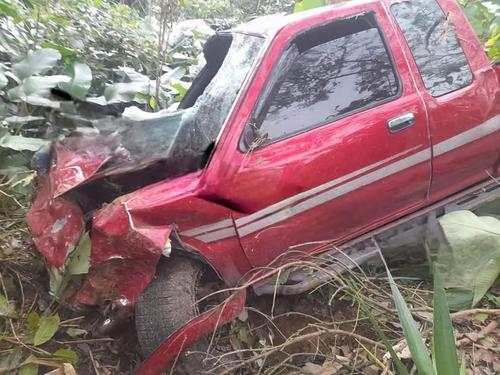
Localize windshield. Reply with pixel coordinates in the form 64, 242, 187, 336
177, 33, 265, 158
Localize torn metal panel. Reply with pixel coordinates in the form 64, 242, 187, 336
75, 197, 173, 306
26, 178, 84, 268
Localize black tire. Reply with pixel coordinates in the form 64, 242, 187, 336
135, 257, 224, 373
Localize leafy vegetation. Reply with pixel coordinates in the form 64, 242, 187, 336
459, 0, 500, 61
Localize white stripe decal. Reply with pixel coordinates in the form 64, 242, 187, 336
180, 218, 233, 236
235, 145, 422, 227
195, 227, 237, 243
183, 114, 500, 243
433, 115, 500, 156
237, 148, 431, 237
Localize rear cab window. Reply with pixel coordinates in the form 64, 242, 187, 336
242, 12, 400, 149
391, 0, 473, 97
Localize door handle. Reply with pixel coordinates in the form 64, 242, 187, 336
387, 113, 415, 133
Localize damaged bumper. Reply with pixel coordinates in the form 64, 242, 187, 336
26, 177, 172, 307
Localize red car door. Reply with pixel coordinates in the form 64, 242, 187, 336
390, 0, 500, 201
204, 3, 432, 267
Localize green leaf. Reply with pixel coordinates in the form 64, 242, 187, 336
0, 347, 22, 370
437, 210, 500, 308
58, 62, 92, 100
0, 1, 21, 22
104, 81, 149, 104
19, 364, 38, 375
149, 95, 156, 110
4, 116, 45, 126
0, 133, 50, 152
40, 42, 78, 57
161, 67, 186, 85
49, 266, 68, 299
65, 327, 87, 338
13, 49, 62, 80
433, 272, 460, 375
0, 65, 7, 89
66, 232, 90, 275
8, 75, 70, 102
33, 314, 60, 346
52, 348, 79, 364
459, 352, 466, 375
0, 293, 17, 319
293, 0, 325, 13
170, 81, 190, 102
359, 300, 410, 375
445, 289, 474, 312
383, 260, 436, 375
26, 311, 40, 332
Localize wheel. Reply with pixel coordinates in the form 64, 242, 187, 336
135, 256, 229, 373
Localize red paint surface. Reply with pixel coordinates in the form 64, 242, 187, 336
26, 178, 84, 268
49, 136, 113, 198
136, 289, 246, 375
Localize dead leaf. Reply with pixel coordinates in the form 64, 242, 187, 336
44, 363, 77, 375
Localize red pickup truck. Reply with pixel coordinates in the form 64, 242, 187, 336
27, 0, 499, 372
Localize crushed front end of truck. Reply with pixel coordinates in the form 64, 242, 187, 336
26, 110, 194, 309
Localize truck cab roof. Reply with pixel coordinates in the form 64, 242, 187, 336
232, 0, 378, 38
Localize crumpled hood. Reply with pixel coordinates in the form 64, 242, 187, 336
26, 106, 211, 306
48, 109, 191, 198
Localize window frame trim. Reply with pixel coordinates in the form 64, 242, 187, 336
238, 10, 403, 153
389, 0, 474, 98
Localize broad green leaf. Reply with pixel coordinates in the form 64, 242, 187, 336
59, 62, 92, 100
104, 81, 149, 104
0, 133, 49, 151
13, 49, 62, 80
34, 314, 60, 346
40, 42, 78, 57
149, 95, 156, 110
445, 289, 474, 311
49, 266, 68, 299
170, 81, 190, 102
19, 364, 38, 375
294, 0, 325, 13
0, 347, 22, 370
382, 260, 435, 375
161, 67, 186, 85
0, 0, 21, 22
0, 65, 7, 89
52, 348, 79, 364
437, 210, 500, 309
26, 311, 40, 332
433, 272, 460, 375
8, 75, 70, 101
118, 66, 149, 83
66, 232, 90, 275
0, 293, 17, 319
4, 116, 45, 125
85, 96, 107, 106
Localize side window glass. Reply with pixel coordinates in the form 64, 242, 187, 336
246, 14, 399, 147
391, 0, 473, 97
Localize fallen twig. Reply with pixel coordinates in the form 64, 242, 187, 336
456, 320, 498, 348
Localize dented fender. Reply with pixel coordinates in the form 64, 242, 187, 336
27, 169, 251, 307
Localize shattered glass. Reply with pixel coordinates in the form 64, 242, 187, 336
51, 33, 264, 196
